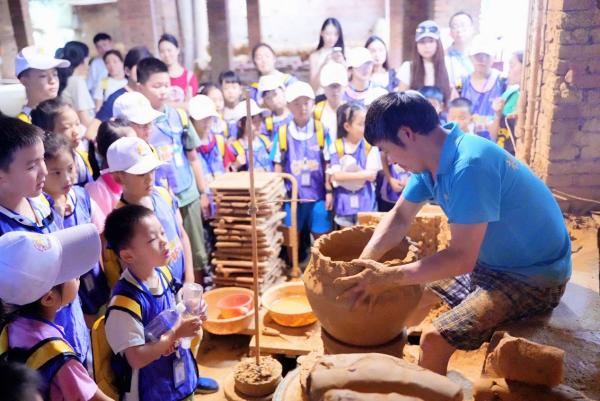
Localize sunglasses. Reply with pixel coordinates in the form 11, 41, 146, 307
416, 26, 439, 35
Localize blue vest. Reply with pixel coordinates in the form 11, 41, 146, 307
150, 108, 195, 195
108, 269, 198, 401
280, 121, 327, 201
461, 73, 507, 118
61, 187, 110, 316
232, 136, 274, 173
47, 188, 92, 364
197, 135, 227, 219
332, 140, 376, 216
382, 164, 411, 203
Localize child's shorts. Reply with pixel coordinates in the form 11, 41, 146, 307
284, 200, 332, 235
427, 265, 566, 350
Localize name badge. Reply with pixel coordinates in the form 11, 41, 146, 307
173, 355, 186, 388
301, 172, 311, 187
350, 194, 359, 209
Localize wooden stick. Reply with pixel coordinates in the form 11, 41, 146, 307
244, 93, 261, 365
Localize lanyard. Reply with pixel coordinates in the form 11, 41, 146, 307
0, 200, 53, 232
130, 269, 173, 309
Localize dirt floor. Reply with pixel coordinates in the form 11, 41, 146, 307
195, 215, 600, 401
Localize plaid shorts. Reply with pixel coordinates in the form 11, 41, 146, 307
427, 265, 566, 350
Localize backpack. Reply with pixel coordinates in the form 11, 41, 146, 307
335, 138, 372, 158
0, 324, 78, 388
232, 135, 271, 159
91, 266, 174, 399
100, 77, 109, 99
313, 100, 326, 122
175, 108, 189, 139
277, 120, 325, 153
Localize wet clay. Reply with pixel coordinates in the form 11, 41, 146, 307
303, 226, 423, 346
305, 353, 463, 401
233, 356, 283, 397
486, 333, 565, 387
473, 378, 591, 401
321, 389, 423, 401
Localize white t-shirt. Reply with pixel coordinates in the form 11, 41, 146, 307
319, 102, 338, 141
93, 77, 128, 101
105, 269, 165, 401
62, 75, 95, 116
397, 57, 453, 88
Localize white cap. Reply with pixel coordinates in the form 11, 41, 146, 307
258, 74, 285, 97
320, 62, 348, 87
113, 92, 162, 125
188, 95, 219, 121
415, 20, 440, 42
285, 81, 315, 103
346, 47, 373, 68
104, 136, 166, 175
469, 35, 495, 56
232, 99, 265, 122
15, 46, 70, 77
0, 224, 100, 305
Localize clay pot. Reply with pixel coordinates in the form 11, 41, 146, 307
303, 226, 423, 347
234, 356, 283, 397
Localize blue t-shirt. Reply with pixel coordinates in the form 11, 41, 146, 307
403, 123, 571, 287
95, 87, 128, 122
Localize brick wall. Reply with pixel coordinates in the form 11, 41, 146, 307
519, 0, 600, 213
0, 0, 17, 80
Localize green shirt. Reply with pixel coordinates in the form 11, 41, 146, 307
502, 85, 520, 116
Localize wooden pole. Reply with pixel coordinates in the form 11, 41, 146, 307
244, 92, 261, 365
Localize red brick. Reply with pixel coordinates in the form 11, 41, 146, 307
548, 0, 594, 11
550, 143, 582, 161
582, 118, 600, 132
558, 44, 600, 60
559, 28, 590, 45
562, 10, 600, 30
552, 103, 582, 118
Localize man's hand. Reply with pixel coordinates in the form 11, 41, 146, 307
325, 192, 333, 211
333, 259, 399, 310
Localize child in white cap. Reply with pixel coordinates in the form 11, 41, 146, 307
314, 62, 348, 140
15, 46, 70, 123
344, 47, 388, 106
230, 99, 273, 173
112, 91, 163, 143
101, 137, 194, 289
0, 224, 114, 401
188, 95, 235, 219
257, 74, 293, 139
271, 81, 333, 261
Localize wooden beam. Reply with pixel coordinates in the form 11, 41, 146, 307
207, 0, 232, 79
7, 0, 32, 50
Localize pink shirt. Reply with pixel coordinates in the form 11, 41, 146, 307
9, 317, 98, 401
85, 173, 121, 231
169, 68, 198, 103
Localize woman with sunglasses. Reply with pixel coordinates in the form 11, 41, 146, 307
397, 20, 456, 103
365, 35, 400, 92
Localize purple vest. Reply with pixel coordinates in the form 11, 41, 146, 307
282, 123, 326, 201
332, 140, 376, 216
382, 164, 411, 203
461, 72, 506, 118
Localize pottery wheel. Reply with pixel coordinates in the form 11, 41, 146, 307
321, 328, 406, 358
224, 374, 275, 401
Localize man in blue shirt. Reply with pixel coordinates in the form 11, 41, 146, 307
335, 91, 571, 375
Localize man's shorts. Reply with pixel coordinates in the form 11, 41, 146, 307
284, 200, 332, 235
427, 265, 566, 350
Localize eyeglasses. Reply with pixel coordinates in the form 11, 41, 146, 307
416, 26, 439, 35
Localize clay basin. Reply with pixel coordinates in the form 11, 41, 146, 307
303, 226, 423, 346
203, 287, 255, 335
262, 281, 317, 327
